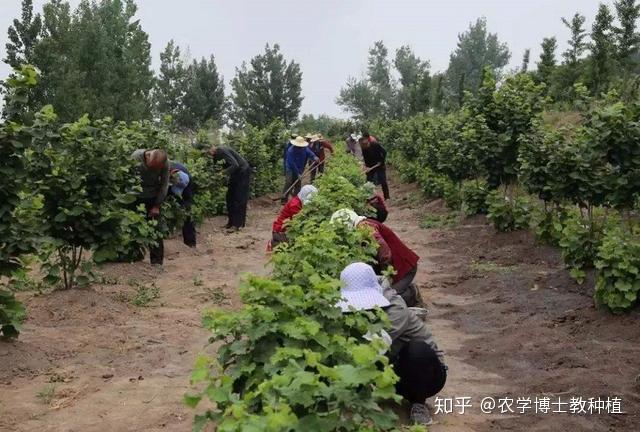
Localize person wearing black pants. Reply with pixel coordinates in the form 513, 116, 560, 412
393, 339, 447, 411
339, 262, 447, 426
360, 135, 390, 199
226, 166, 251, 229
208, 145, 251, 232
132, 149, 170, 265
169, 161, 197, 247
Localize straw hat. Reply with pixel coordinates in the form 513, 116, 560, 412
304, 133, 315, 140
311, 134, 321, 142
290, 136, 309, 147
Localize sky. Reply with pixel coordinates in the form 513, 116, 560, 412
0, 0, 609, 118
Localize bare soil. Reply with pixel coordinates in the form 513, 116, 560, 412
1, 175, 638, 432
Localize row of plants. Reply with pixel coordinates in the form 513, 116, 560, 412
374, 68, 640, 312
187, 151, 421, 431
0, 65, 288, 339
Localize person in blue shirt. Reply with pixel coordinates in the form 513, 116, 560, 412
282, 132, 296, 173
282, 136, 318, 204
169, 161, 197, 247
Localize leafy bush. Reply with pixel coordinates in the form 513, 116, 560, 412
187, 145, 401, 430
23, 114, 158, 288
461, 179, 489, 215
187, 276, 399, 431
225, 119, 287, 197
415, 168, 450, 200
558, 208, 617, 283
486, 190, 532, 232
0, 66, 43, 338
0, 290, 26, 340
595, 225, 640, 312
531, 205, 567, 246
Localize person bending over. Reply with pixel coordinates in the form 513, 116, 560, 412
207, 145, 251, 232
331, 208, 421, 307
360, 134, 390, 199
169, 161, 196, 247
270, 185, 318, 248
132, 148, 170, 265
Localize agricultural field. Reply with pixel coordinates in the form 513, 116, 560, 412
3, 0, 640, 431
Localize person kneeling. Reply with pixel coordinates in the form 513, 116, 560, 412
339, 262, 447, 426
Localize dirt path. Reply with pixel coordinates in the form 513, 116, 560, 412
1, 175, 638, 432
0, 197, 276, 432
384, 176, 639, 431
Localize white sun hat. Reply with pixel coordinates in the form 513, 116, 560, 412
330, 208, 367, 229
297, 184, 318, 204
290, 136, 308, 147
338, 262, 391, 312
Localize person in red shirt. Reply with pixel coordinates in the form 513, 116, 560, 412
331, 208, 421, 306
270, 185, 318, 249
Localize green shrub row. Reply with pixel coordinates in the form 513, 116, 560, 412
187, 151, 408, 430
374, 67, 640, 312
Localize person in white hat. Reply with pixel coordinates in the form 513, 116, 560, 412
346, 133, 358, 156
282, 136, 318, 204
331, 209, 421, 307
339, 262, 447, 426
270, 184, 318, 249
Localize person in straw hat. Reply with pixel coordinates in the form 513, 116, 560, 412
282, 135, 318, 204
339, 262, 447, 426
331, 208, 421, 307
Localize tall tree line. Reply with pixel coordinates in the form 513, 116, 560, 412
4, 0, 153, 122
533, 0, 640, 103
3, 0, 303, 129
337, 18, 511, 119
339, 1, 640, 121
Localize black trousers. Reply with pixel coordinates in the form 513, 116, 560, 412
227, 168, 251, 228
179, 197, 196, 247
271, 231, 288, 248
282, 171, 301, 203
140, 198, 164, 265
366, 165, 390, 199
393, 340, 447, 404
310, 160, 325, 182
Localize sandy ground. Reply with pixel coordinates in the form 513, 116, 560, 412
1, 174, 638, 432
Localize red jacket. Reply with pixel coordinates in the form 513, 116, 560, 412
272, 196, 303, 233
361, 219, 419, 282
310, 139, 334, 162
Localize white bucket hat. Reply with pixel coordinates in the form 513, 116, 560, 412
290, 136, 309, 147
330, 209, 367, 229
338, 262, 391, 312
297, 184, 318, 204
